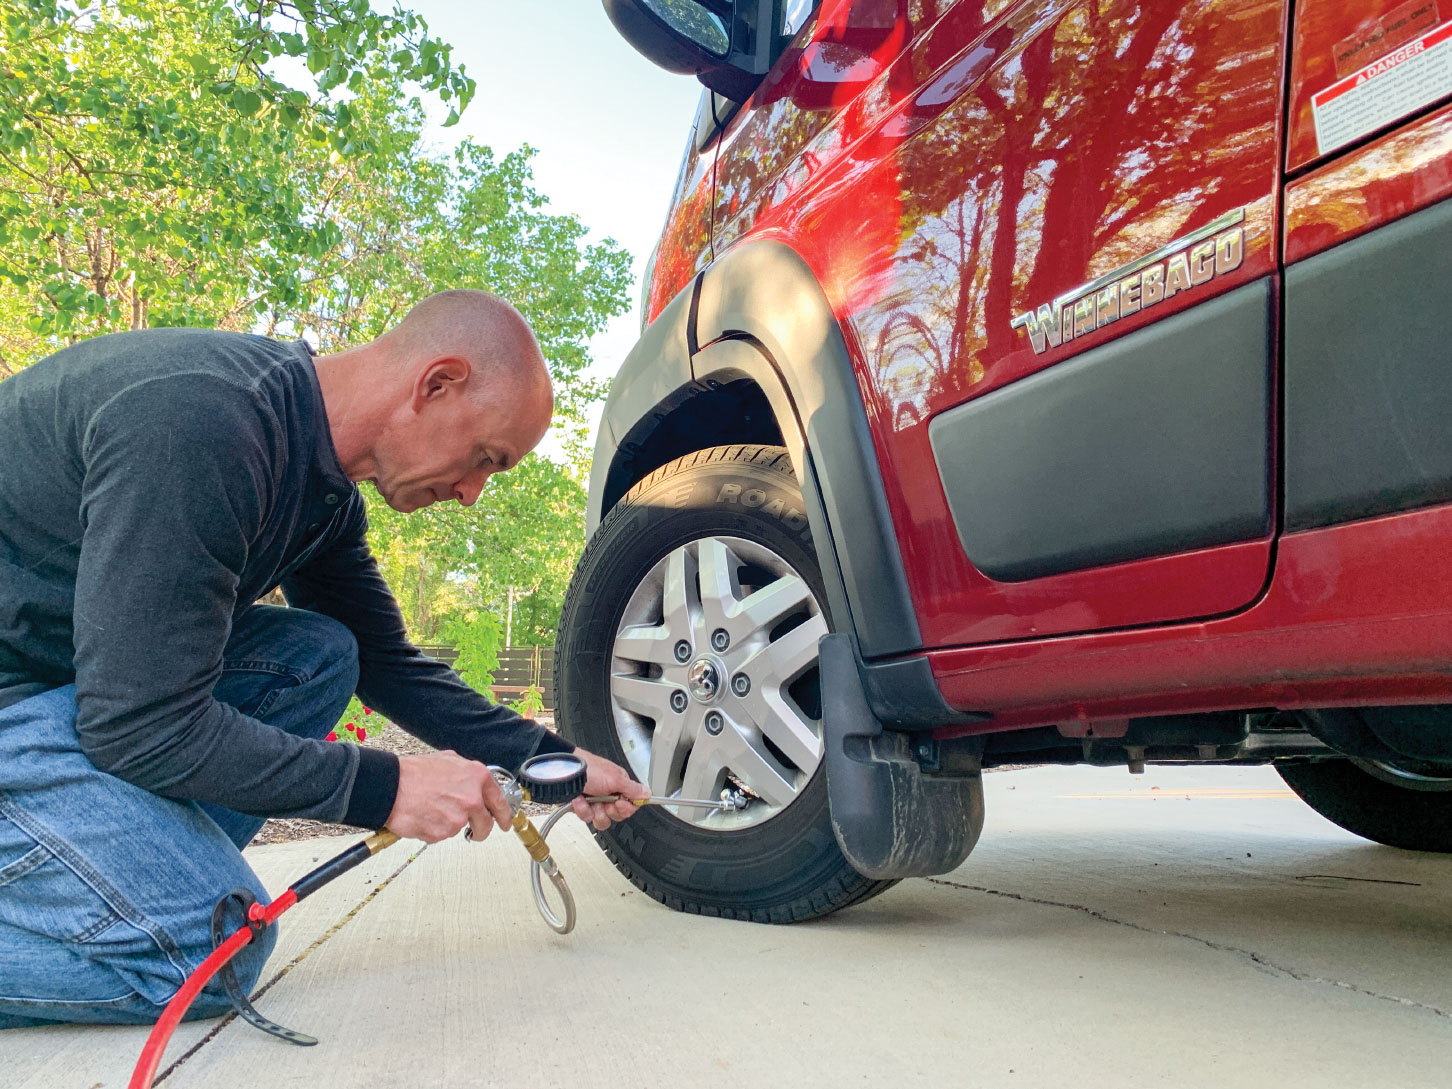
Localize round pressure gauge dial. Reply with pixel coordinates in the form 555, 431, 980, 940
518, 753, 589, 805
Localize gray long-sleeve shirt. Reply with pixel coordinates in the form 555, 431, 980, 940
0, 329, 572, 827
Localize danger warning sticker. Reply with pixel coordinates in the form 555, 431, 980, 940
1313, 19, 1452, 155
1335, 2, 1441, 78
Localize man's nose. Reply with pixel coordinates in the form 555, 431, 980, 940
454, 470, 491, 507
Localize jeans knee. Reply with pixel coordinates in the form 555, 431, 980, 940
311, 615, 359, 705
275, 608, 358, 708
228, 914, 278, 994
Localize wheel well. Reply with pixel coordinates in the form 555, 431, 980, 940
600, 378, 784, 516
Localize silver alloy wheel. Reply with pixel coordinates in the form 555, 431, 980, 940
610, 535, 828, 829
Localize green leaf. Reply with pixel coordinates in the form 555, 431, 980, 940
232, 89, 263, 117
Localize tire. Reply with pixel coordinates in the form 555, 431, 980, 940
555, 445, 897, 922
1277, 758, 1452, 852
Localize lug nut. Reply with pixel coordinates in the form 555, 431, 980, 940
674, 640, 691, 662
731, 673, 750, 696
670, 690, 688, 713
711, 628, 730, 651
705, 711, 724, 735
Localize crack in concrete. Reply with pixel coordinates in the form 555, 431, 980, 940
154, 845, 429, 1085
926, 876, 1452, 1021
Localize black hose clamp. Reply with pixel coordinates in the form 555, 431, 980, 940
210, 888, 317, 1047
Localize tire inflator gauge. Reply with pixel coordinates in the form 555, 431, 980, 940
129, 752, 743, 1089
504, 752, 746, 935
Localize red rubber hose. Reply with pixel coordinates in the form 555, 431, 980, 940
128, 892, 298, 1089
127, 925, 254, 1089
126, 832, 395, 1086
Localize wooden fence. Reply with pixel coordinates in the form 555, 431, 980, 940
416, 644, 555, 711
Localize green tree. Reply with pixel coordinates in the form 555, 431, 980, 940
0, 0, 473, 363
0, 0, 631, 660
366, 453, 587, 648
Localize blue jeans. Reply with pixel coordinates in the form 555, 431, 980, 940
0, 605, 357, 1029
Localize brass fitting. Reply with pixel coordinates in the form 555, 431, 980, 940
511, 810, 553, 864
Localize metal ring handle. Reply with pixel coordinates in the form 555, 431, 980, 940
530, 806, 577, 934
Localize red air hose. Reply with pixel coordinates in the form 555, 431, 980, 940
128, 922, 256, 1089
129, 831, 396, 1089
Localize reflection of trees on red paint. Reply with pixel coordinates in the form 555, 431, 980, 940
1286, 108, 1452, 260
692, 0, 1281, 436
854, 0, 1281, 426
714, 0, 917, 254
649, 140, 715, 319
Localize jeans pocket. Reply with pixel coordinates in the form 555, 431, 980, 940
214, 661, 304, 720
0, 814, 121, 944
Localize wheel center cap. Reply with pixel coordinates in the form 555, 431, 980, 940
687, 658, 721, 702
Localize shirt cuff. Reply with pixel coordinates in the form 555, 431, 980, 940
342, 746, 401, 829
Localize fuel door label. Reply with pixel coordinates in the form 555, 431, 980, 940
1313, 19, 1452, 155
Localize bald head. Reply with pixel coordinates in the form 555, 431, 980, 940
381, 289, 553, 412
316, 289, 555, 513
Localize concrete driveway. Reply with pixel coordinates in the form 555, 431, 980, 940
8, 764, 1451, 1088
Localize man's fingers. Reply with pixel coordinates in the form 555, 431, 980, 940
479, 771, 514, 830
568, 796, 613, 830
466, 814, 494, 843
606, 798, 638, 822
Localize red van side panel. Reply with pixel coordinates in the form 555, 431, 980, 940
716, 0, 1287, 649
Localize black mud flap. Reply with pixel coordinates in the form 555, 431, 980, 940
820, 634, 985, 880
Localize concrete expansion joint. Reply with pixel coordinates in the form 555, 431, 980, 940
925, 876, 1452, 1022
152, 845, 430, 1086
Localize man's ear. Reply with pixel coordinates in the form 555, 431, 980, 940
411, 357, 471, 412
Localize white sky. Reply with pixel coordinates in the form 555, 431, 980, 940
403, 0, 706, 457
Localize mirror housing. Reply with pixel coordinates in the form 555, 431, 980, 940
602, 0, 780, 102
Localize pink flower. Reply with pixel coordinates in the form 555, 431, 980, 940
345, 722, 356, 732
326, 731, 338, 742
362, 707, 373, 715
356, 727, 367, 742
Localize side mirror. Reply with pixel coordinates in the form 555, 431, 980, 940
602, 0, 777, 102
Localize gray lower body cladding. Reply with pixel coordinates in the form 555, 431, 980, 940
1284, 195, 1452, 532
930, 280, 1274, 582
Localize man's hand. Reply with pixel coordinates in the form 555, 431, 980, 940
570, 747, 649, 830
386, 750, 514, 843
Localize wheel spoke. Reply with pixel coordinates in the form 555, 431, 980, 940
735, 574, 812, 637
610, 674, 671, 721
723, 732, 798, 808
695, 537, 742, 632
614, 622, 675, 667
754, 694, 823, 771
661, 546, 696, 636
647, 712, 690, 798
679, 738, 727, 803
756, 614, 828, 687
